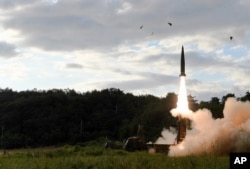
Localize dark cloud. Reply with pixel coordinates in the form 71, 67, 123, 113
139, 50, 232, 74
102, 71, 178, 91
186, 52, 220, 69
191, 90, 228, 102
139, 72, 178, 85
139, 53, 177, 65
1, 0, 248, 51
65, 63, 83, 69
1, 0, 135, 51
0, 41, 18, 58
112, 68, 133, 75
185, 51, 237, 73
0, 0, 35, 9
186, 78, 202, 86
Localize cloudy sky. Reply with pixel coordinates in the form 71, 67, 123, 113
0, 0, 249, 101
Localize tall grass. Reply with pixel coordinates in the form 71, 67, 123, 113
0, 145, 229, 169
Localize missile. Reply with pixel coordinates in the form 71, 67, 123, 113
179, 46, 186, 77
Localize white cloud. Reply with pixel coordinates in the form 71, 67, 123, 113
0, 0, 249, 101
45, 0, 59, 5
0, 62, 29, 80
116, 2, 132, 14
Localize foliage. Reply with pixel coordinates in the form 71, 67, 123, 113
0, 88, 180, 148
198, 93, 237, 119
0, 87, 248, 149
0, 145, 229, 169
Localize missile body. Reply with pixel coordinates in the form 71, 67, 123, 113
179, 46, 186, 77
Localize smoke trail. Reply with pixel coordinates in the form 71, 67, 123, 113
168, 97, 250, 156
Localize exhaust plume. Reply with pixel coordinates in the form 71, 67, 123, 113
168, 97, 250, 156
171, 76, 193, 118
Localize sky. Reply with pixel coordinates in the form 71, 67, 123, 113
0, 0, 249, 101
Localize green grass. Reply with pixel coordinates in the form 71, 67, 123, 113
0, 145, 229, 169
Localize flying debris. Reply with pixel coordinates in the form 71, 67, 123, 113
140, 25, 143, 29
168, 22, 172, 26
230, 36, 233, 40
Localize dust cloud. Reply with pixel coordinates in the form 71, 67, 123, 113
158, 97, 250, 156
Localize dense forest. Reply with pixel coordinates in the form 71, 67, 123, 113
0, 88, 249, 149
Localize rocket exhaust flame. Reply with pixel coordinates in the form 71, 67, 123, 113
176, 76, 189, 115
175, 71, 190, 144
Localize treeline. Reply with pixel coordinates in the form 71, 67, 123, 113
0, 88, 249, 149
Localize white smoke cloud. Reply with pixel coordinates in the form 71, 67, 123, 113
155, 127, 177, 145
157, 97, 250, 156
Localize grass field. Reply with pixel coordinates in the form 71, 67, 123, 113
0, 143, 229, 169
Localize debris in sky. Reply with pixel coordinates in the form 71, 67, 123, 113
168, 22, 172, 26
230, 36, 233, 40
140, 25, 143, 29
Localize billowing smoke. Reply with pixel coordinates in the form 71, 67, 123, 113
157, 97, 250, 156
155, 127, 177, 144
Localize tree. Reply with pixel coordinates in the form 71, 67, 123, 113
0, 87, 233, 149
188, 95, 199, 111
240, 91, 250, 101
222, 93, 235, 104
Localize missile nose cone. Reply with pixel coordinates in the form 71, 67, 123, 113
179, 46, 186, 77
